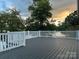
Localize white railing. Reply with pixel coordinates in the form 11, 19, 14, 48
39, 31, 78, 39
25, 31, 40, 39
0, 31, 79, 52
0, 31, 26, 52
25, 31, 78, 39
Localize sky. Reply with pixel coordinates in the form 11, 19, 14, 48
0, 0, 32, 16
50, 0, 77, 21
0, 0, 77, 21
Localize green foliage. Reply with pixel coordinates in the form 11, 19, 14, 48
58, 10, 79, 30
0, 9, 25, 32
65, 11, 79, 26
26, 0, 55, 30
26, 19, 57, 31
45, 23, 57, 30
57, 23, 70, 31
26, 21, 40, 31
29, 0, 52, 22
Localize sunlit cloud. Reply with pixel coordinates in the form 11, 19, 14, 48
52, 2, 77, 21
53, 10, 71, 21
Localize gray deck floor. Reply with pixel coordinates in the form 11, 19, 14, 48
0, 37, 78, 59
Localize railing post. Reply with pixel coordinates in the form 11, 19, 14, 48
39, 31, 41, 37
23, 31, 26, 46
0, 33, 3, 51
7, 31, 10, 48
77, 31, 79, 40
28, 31, 30, 36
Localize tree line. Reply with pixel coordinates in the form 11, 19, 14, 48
0, 0, 79, 32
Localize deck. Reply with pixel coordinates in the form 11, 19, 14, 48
0, 37, 78, 59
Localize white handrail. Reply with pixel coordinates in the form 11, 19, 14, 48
0, 31, 78, 52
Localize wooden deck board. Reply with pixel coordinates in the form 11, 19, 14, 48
0, 37, 78, 59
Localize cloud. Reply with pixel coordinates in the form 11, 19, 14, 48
6, 2, 15, 9
51, 0, 77, 21
0, 1, 6, 10
0, 0, 16, 11
53, 10, 70, 21
50, 0, 77, 10
10, 0, 33, 16
0, 0, 77, 21
0, 0, 32, 16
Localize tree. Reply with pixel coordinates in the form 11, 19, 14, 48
0, 9, 25, 32
58, 10, 79, 30
27, 0, 53, 30
57, 22, 70, 31
65, 11, 79, 26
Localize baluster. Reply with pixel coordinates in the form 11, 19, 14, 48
0, 34, 3, 51
7, 31, 11, 48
